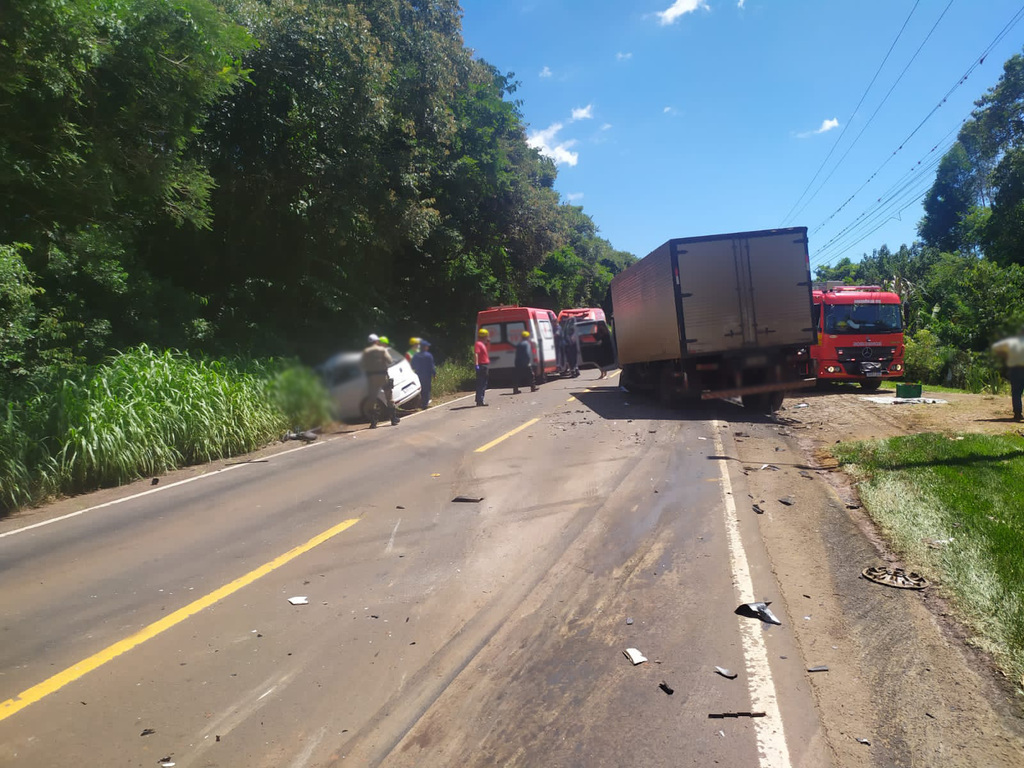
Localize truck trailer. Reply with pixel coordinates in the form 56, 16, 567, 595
610, 227, 816, 412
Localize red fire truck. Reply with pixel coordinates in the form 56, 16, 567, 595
811, 285, 905, 390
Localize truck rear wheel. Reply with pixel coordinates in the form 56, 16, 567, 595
742, 392, 783, 413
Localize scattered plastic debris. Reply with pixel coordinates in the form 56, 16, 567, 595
708, 712, 766, 719
759, 464, 780, 471
856, 738, 871, 746
626, 617, 634, 625
807, 665, 829, 673
287, 596, 309, 606
452, 496, 483, 503
753, 503, 765, 515
778, 496, 795, 506
151, 478, 159, 486
158, 759, 176, 767
862, 396, 947, 405
659, 681, 674, 695
795, 403, 809, 408
714, 666, 738, 679
862, 566, 928, 590
283, 429, 318, 442
736, 601, 782, 625
623, 647, 648, 665
697, 436, 707, 440
430, 473, 441, 478
140, 728, 156, 737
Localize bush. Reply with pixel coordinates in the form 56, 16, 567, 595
903, 329, 1004, 393
433, 354, 476, 399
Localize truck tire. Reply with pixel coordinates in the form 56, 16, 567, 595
860, 379, 882, 391
742, 392, 783, 413
658, 366, 676, 407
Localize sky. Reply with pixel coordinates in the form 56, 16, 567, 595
457, 0, 1024, 274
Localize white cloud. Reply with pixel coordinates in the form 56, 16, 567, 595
656, 0, 709, 26
571, 104, 594, 121
616, 52, 633, 61
796, 117, 840, 138
601, 123, 613, 131
663, 106, 678, 115
540, 65, 552, 78
566, 192, 584, 203
738, 0, 746, 7
527, 123, 579, 166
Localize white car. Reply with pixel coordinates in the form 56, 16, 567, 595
318, 347, 422, 422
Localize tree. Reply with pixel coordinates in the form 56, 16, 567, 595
918, 143, 978, 252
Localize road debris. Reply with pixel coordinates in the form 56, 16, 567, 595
430, 473, 441, 478
623, 647, 648, 665
856, 738, 871, 746
736, 601, 782, 625
158, 759, 176, 767
759, 464, 780, 471
752, 503, 765, 515
714, 666, 738, 679
708, 712, 766, 719
151, 478, 159, 485
862, 566, 928, 590
626, 617, 634, 625
287, 596, 309, 606
778, 496, 795, 506
659, 681, 675, 695
451, 496, 483, 503
283, 429, 318, 442
807, 665, 829, 673
140, 728, 156, 736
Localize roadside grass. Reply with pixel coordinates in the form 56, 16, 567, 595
0, 345, 330, 514
433, 355, 475, 400
836, 433, 1024, 684
878, 380, 1008, 395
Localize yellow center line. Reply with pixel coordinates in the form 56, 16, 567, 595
0, 517, 361, 723
474, 418, 541, 453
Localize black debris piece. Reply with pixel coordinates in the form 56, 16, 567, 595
862, 566, 928, 590
856, 738, 871, 746
151, 478, 159, 486
778, 496, 795, 506
659, 682, 674, 695
708, 712, 766, 719
807, 665, 829, 673
452, 496, 484, 503
714, 666, 738, 679
396, 505, 405, 510
140, 728, 156, 737
753, 504, 765, 515
735, 601, 782, 625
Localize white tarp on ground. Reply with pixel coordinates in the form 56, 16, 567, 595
861, 396, 948, 405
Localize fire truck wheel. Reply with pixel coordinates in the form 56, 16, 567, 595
860, 379, 882, 391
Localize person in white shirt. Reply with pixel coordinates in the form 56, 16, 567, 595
992, 328, 1024, 421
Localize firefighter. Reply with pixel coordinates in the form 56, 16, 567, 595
512, 330, 537, 394
360, 333, 399, 428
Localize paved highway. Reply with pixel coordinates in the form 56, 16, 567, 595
0, 374, 828, 767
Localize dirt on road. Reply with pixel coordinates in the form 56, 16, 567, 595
733, 384, 1024, 767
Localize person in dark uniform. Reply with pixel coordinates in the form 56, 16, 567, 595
360, 334, 399, 428
411, 340, 436, 409
564, 322, 580, 378
512, 330, 538, 394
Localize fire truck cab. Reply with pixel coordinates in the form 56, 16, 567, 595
811, 284, 905, 390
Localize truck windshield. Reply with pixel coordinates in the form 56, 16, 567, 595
824, 303, 902, 334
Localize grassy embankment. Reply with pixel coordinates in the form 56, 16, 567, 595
0, 346, 331, 514
836, 433, 1024, 685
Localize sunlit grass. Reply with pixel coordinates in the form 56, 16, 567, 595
0, 346, 330, 513
433, 354, 475, 400
836, 433, 1024, 684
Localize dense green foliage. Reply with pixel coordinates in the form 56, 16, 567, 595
836, 433, 1024, 682
0, 0, 634, 394
0, 346, 325, 511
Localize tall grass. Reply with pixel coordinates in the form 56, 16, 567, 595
0, 345, 330, 513
837, 433, 1024, 685
433, 354, 476, 400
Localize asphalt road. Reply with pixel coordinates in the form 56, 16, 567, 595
0, 373, 830, 767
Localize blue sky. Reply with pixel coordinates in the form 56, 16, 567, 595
458, 0, 1024, 273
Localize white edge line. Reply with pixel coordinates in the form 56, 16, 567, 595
1, 392, 480, 540
712, 420, 792, 768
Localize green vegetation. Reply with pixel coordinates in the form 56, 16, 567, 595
432, 355, 476, 402
836, 434, 1024, 683
878, 380, 1006, 396
0, 347, 327, 512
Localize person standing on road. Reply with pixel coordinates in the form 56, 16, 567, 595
992, 327, 1024, 421
594, 322, 616, 380
361, 333, 399, 428
512, 330, 538, 395
405, 337, 421, 362
411, 340, 436, 409
475, 328, 491, 406
564, 323, 580, 378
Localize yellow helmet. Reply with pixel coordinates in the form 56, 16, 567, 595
521, 331, 531, 339
379, 335, 390, 346
477, 328, 489, 337
409, 337, 420, 346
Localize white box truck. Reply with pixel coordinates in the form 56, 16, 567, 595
610, 227, 815, 412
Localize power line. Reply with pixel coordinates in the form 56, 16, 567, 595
786, 0, 955, 227
808, 2, 1024, 240
780, 0, 921, 226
